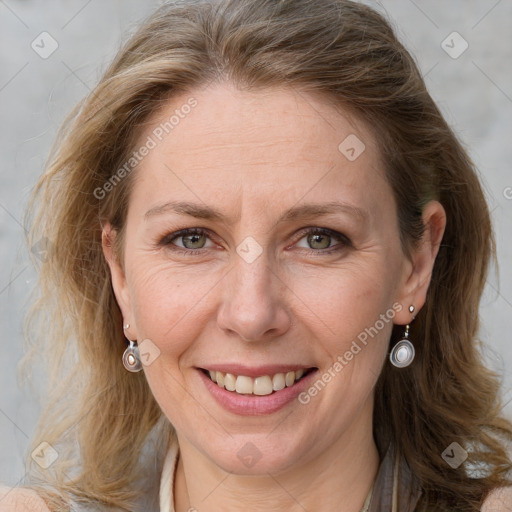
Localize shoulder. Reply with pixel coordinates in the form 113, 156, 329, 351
0, 485, 50, 512
482, 486, 512, 512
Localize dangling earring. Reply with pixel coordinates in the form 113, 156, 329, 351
122, 323, 142, 372
389, 305, 416, 368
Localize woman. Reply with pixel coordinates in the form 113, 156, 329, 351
1, 0, 511, 510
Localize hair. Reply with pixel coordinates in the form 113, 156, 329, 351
17, 0, 512, 510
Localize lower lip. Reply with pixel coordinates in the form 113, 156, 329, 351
197, 368, 318, 416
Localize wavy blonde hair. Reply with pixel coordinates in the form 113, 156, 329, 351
18, 0, 512, 510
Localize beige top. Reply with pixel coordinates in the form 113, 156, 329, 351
158, 438, 392, 512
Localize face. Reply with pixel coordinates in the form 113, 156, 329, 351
104, 82, 441, 476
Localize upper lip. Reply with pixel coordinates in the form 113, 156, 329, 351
198, 364, 317, 378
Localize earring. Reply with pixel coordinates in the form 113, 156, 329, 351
122, 324, 142, 372
389, 305, 416, 368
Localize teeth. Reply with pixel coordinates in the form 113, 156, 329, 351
224, 373, 236, 391
235, 375, 253, 394
207, 369, 309, 396
254, 376, 273, 395
285, 371, 295, 387
272, 373, 285, 391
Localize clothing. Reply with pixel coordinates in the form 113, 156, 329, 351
52, 428, 423, 511
158, 434, 424, 512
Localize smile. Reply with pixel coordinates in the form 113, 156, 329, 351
201, 368, 315, 396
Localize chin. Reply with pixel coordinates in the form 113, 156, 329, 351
206, 438, 305, 476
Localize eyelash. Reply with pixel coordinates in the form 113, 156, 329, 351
159, 227, 352, 256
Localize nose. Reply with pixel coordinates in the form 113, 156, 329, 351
216, 253, 292, 342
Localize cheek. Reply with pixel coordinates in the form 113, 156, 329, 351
125, 260, 215, 423
291, 263, 399, 422
126, 258, 219, 355
290, 254, 401, 347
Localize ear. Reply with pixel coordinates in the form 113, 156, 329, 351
394, 200, 446, 324
102, 222, 135, 335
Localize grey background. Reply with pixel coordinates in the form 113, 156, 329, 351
1, 0, 511, 487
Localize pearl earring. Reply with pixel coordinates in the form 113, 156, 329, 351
389, 305, 416, 368
122, 323, 142, 372
122, 339, 142, 372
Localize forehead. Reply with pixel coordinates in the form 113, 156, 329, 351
128, 82, 390, 221
141, 82, 376, 162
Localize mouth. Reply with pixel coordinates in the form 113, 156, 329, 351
199, 367, 317, 397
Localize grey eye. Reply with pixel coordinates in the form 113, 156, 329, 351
179, 232, 208, 249
165, 228, 215, 250
295, 228, 348, 251
306, 232, 332, 249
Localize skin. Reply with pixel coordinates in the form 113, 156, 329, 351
102, 82, 446, 512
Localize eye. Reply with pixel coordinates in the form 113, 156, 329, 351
158, 226, 351, 256
160, 228, 216, 253
294, 227, 351, 253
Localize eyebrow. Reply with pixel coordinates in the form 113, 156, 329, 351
144, 200, 368, 224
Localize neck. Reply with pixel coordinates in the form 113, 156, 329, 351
173, 402, 379, 512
